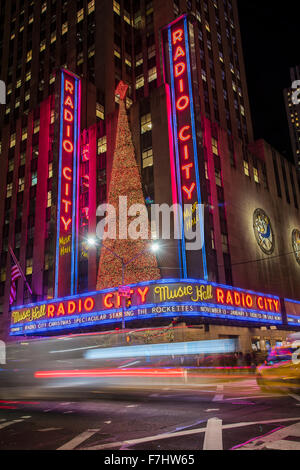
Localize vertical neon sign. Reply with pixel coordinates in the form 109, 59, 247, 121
163, 15, 207, 280
55, 69, 81, 298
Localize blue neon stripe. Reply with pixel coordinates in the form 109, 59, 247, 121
184, 17, 208, 280
54, 72, 65, 299
168, 27, 187, 278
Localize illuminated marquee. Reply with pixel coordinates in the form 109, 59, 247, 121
9, 279, 284, 336
163, 15, 207, 279
284, 298, 300, 326
55, 70, 81, 298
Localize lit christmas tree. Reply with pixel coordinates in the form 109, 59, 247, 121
96, 81, 160, 290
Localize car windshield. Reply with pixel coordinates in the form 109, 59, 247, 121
266, 347, 296, 365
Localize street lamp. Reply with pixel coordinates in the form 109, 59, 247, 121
86, 237, 160, 329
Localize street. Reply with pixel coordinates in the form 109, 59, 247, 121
0, 378, 300, 451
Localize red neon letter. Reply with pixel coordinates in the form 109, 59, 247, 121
61, 216, 72, 231
183, 145, 189, 160
179, 125, 191, 142
47, 304, 55, 317
174, 46, 185, 61
181, 163, 193, 179
64, 95, 74, 108
62, 199, 72, 213
246, 295, 253, 308
234, 292, 241, 306
68, 301, 76, 314
104, 294, 114, 309
65, 79, 74, 94
257, 297, 264, 310
84, 297, 95, 312
182, 182, 196, 200
216, 288, 225, 304
172, 28, 184, 45
64, 109, 74, 122
176, 95, 190, 111
57, 303, 66, 316
63, 140, 74, 153
137, 287, 149, 304
63, 167, 72, 180
174, 62, 186, 77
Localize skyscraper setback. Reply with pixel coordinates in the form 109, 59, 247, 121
1, 1, 300, 348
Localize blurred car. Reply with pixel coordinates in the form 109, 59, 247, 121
256, 338, 300, 392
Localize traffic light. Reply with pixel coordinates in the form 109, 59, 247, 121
126, 297, 132, 309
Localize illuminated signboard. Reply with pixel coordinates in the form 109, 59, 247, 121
10, 279, 283, 336
55, 69, 81, 298
284, 298, 300, 326
162, 15, 207, 280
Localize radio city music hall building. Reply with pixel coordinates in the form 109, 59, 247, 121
0, 0, 300, 353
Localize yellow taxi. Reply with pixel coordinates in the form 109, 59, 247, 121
256, 334, 300, 392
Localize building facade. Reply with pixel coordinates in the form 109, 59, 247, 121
1, 0, 300, 351
284, 65, 300, 176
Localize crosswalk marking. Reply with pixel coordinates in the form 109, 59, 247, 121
57, 429, 101, 450
233, 421, 300, 450
0, 417, 30, 431
203, 418, 223, 450
265, 440, 300, 450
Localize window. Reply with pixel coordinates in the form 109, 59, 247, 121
62, 22, 68, 35
41, 1, 47, 13
18, 177, 25, 192
243, 160, 250, 177
20, 152, 26, 165
211, 229, 215, 250
96, 103, 104, 120
77, 8, 84, 22
215, 169, 222, 187
148, 45, 156, 59
8, 159, 14, 172
141, 113, 152, 134
97, 136, 107, 154
148, 67, 157, 83
48, 163, 53, 178
253, 167, 259, 183
142, 148, 153, 168
136, 53, 143, 67
40, 39, 46, 52
10, 133, 16, 148
6, 183, 13, 198
47, 191, 52, 208
33, 119, 40, 134
204, 161, 209, 179
113, 0, 120, 15
88, 0, 95, 14
221, 234, 229, 253
26, 258, 33, 276
136, 75, 144, 90
212, 138, 219, 156
0, 268, 6, 283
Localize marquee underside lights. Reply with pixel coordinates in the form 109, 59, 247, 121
9, 278, 288, 336
162, 15, 207, 280
55, 69, 81, 298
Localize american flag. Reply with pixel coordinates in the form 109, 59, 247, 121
9, 264, 22, 305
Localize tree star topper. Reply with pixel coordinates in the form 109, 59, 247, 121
115, 80, 129, 101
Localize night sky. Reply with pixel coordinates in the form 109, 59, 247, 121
237, 1, 298, 161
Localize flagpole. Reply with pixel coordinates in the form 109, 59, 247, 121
8, 245, 33, 296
